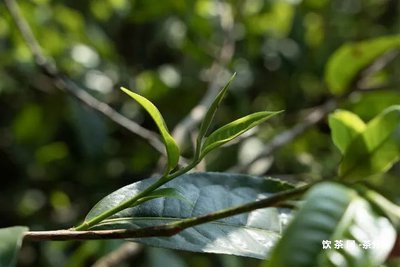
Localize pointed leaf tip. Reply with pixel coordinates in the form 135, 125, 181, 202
200, 110, 282, 158
196, 73, 237, 156
121, 87, 180, 174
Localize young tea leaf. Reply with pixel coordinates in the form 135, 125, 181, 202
325, 35, 400, 95
0, 226, 28, 267
265, 182, 396, 267
328, 109, 366, 154
195, 73, 236, 158
339, 105, 400, 181
121, 87, 180, 174
200, 111, 282, 158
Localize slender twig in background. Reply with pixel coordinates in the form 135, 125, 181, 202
357, 81, 400, 92
357, 50, 399, 88
23, 183, 310, 241
4, 0, 188, 165
92, 242, 143, 267
231, 49, 400, 173
230, 99, 337, 173
172, 1, 235, 147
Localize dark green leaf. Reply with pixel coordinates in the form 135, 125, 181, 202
325, 35, 400, 95
195, 73, 236, 157
265, 182, 396, 267
200, 111, 282, 158
86, 172, 294, 258
339, 105, 400, 180
328, 109, 366, 154
0, 226, 29, 267
121, 87, 180, 174
134, 188, 192, 207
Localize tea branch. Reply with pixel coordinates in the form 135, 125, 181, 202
24, 183, 310, 241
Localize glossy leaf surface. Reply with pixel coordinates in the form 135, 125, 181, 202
86, 172, 294, 258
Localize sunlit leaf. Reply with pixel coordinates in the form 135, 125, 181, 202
200, 111, 282, 158
265, 182, 396, 267
358, 186, 400, 227
195, 73, 236, 158
0, 226, 28, 267
328, 109, 366, 154
86, 172, 294, 258
339, 105, 400, 180
325, 35, 400, 95
121, 87, 180, 174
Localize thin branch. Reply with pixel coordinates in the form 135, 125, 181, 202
92, 242, 143, 267
230, 99, 337, 173
172, 0, 235, 147
23, 183, 310, 241
357, 80, 400, 92
4, 0, 190, 164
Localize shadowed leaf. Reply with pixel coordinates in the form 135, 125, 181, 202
86, 172, 294, 258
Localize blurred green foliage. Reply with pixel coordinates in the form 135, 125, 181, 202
1, 0, 399, 266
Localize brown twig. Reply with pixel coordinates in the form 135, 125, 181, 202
23, 183, 310, 241
4, 0, 189, 165
231, 49, 400, 174
230, 99, 337, 173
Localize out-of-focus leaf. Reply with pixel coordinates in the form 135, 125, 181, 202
0, 226, 28, 267
86, 172, 294, 259
195, 73, 236, 157
328, 109, 366, 154
358, 186, 400, 228
339, 105, 400, 180
200, 111, 282, 158
121, 87, 180, 174
325, 35, 400, 95
265, 182, 396, 267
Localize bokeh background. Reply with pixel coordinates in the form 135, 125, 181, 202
1, 0, 400, 266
